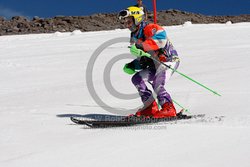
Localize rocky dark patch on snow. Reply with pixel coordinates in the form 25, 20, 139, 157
0, 9, 250, 36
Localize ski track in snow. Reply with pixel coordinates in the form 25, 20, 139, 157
0, 23, 250, 167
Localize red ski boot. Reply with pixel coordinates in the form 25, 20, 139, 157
135, 100, 159, 117
153, 101, 176, 118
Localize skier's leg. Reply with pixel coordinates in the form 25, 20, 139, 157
152, 70, 171, 106
131, 69, 154, 104
152, 62, 180, 118
131, 69, 158, 116
152, 61, 179, 105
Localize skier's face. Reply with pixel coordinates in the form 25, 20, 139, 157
125, 17, 133, 28
125, 17, 137, 32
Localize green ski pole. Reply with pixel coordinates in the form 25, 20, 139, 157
172, 99, 189, 113
137, 51, 221, 96
148, 82, 188, 112
155, 57, 222, 97
129, 45, 221, 96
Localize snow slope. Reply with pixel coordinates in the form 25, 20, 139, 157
1, 22, 250, 167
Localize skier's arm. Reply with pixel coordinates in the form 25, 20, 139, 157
137, 24, 167, 54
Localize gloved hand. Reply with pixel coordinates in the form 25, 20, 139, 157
130, 44, 151, 58
123, 63, 136, 75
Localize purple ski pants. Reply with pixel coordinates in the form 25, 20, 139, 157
131, 62, 179, 106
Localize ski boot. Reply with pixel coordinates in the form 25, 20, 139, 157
135, 100, 159, 117
153, 101, 176, 118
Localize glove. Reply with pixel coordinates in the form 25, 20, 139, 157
130, 45, 151, 58
123, 63, 136, 75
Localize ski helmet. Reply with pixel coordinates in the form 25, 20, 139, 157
118, 6, 145, 26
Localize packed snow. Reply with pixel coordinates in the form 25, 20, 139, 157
1, 22, 250, 167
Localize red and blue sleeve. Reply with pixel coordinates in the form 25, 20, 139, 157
140, 24, 167, 52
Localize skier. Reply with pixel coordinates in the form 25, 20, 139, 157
118, 6, 180, 118
129, 0, 148, 45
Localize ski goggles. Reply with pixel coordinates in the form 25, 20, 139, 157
118, 10, 130, 20
118, 9, 144, 20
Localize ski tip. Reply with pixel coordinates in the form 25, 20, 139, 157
70, 117, 83, 124
70, 117, 77, 123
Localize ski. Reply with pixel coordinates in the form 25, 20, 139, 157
70, 111, 205, 128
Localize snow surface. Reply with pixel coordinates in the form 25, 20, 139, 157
1, 22, 250, 167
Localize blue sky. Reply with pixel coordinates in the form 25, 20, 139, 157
0, 0, 250, 19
